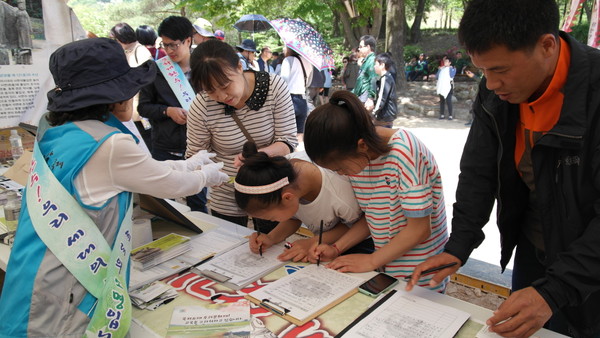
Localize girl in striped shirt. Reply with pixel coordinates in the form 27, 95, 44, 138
305, 90, 450, 292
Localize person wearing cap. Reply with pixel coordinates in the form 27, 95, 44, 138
138, 16, 209, 213
192, 17, 215, 45
214, 29, 225, 41
0, 37, 228, 337
236, 38, 258, 71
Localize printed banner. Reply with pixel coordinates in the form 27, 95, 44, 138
0, 0, 86, 129
588, 0, 600, 48
156, 56, 195, 111
562, 0, 586, 32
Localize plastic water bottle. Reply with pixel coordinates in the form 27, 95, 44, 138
4, 191, 20, 232
9, 130, 23, 161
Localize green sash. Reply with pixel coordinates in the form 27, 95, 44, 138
27, 141, 133, 338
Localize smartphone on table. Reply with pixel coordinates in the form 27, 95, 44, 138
358, 272, 399, 297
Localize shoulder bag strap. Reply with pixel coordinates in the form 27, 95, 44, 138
293, 55, 308, 87
231, 111, 255, 144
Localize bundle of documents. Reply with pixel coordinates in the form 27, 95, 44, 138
130, 281, 178, 311
246, 264, 365, 325
166, 301, 252, 337
131, 233, 191, 271
193, 241, 288, 290
129, 226, 249, 291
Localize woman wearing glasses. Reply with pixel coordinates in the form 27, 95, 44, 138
138, 16, 208, 212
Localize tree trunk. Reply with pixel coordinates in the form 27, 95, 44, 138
409, 0, 426, 43
338, 6, 359, 49
336, 0, 384, 48
332, 9, 342, 37
386, 0, 406, 89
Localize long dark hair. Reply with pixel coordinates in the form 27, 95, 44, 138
235, 142, 297, 212
304, 90, 391, 167
46, 104, 110, 126
190, 39, 241, 93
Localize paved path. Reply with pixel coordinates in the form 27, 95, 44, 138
396, 116, 515, 273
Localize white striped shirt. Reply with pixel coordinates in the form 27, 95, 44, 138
349, 129, 449, 292
186, 73, 298, 216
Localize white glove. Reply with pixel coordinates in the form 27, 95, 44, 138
186, 150, 217, 171
200, 162, 229, 187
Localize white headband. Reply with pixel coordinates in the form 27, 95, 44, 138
234, 177, 289, 195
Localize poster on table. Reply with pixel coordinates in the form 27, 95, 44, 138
0, 0, 86, 130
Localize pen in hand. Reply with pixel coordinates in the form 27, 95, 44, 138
316, 220, 324, 266
256, 223, 262, 257
403, 262, 458, 281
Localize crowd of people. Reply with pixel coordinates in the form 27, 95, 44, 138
2, 0, 600, 336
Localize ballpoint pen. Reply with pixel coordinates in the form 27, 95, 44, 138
316, 220, 323, 266
403, 262, 458, 280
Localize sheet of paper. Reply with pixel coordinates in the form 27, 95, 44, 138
129, 228, 248, 290
248, 264, 364, 323
197, 241, 286, 287
341, 289, 470, 338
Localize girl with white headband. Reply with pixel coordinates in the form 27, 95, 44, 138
234, 142, 372, 262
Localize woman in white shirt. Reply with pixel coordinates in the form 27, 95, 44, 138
279, 47, 313, 138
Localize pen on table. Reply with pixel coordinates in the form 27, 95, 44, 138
403, 262, 458, 281
178, 254, 215, 276
256, 223, 263, 257
316, 220, 324, 267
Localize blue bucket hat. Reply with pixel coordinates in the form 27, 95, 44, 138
236, 39, 257, 53
47, 38, 157, 112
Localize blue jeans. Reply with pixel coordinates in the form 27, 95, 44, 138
151, 148, 208, 213
291, 94, 308, 133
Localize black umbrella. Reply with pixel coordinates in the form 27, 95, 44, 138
234, 14, 272, 33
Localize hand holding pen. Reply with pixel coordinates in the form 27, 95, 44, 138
405, 253, 461, 291
316, 220, 324, 266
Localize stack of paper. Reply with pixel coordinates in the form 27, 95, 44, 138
130, 281, 178, 311
193, 241, 288, 290
131, 233, 191, 271
129, 226, 249, 291
166, 301, 252, 337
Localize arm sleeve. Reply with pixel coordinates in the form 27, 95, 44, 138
270, 75, 298, 152
185, 94, 212, 158
137, 79, 169, 121
78, 134, 208, 205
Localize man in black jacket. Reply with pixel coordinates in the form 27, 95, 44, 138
406, 0, 600, 337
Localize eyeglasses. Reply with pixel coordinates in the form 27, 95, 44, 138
160, 41, 182, 51
358, 45, 367, 49
342, 60, 348, 63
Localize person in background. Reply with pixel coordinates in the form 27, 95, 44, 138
372, 53, 398, 128
110, 22, 152, 153
436, 57, 456, 120
235, 142, 371, 262
353, 35, 377, 112
408, 0, 600, 336
305, 90, 449, 292
257, 46, 274, 73
272, 51, 284, 75
280, 46, 313, 140
412, 53, 428, 81
307, 66, 325, 109
187, 39, 298, 232
405, 56, 417, 81
318, 68, 332, 105
110, 22, 152, 66
192, 17, 215, 45
0, 38, 227, 337
136, 25, 166, 61
453, 51, 468, 75
343, 53, 360, 90
236, 39, 258, 71
138, 16, 209, 213
214, 29, 225, 41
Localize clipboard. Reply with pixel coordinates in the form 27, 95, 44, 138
336, 289, 397, 337
245, 265, 364, 326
